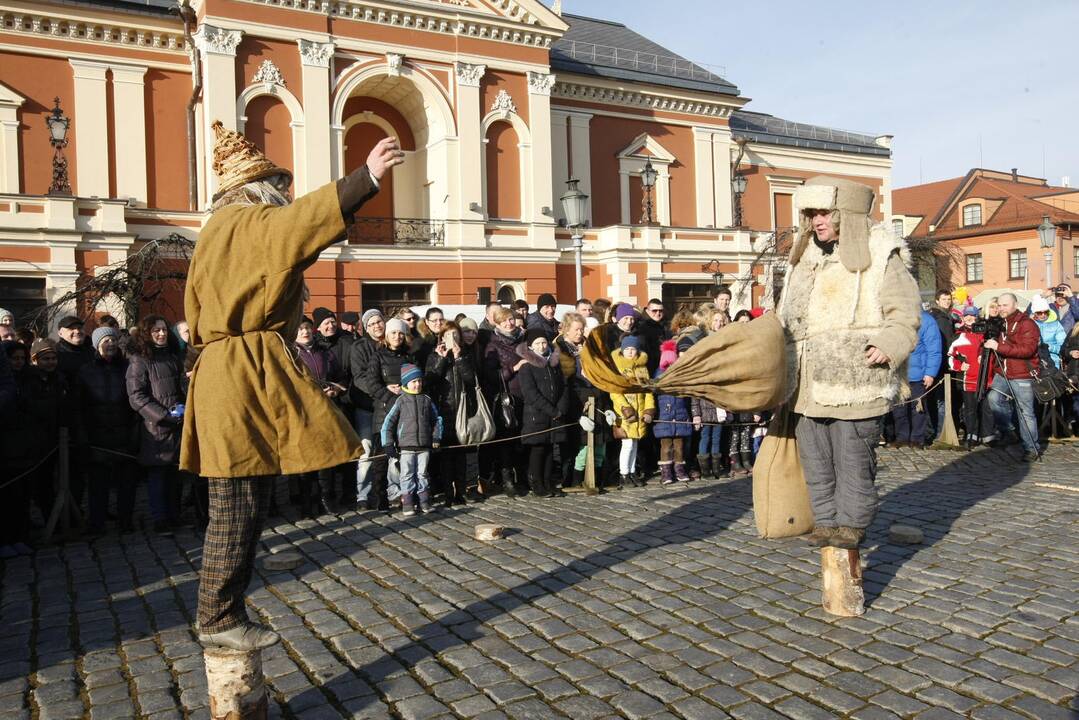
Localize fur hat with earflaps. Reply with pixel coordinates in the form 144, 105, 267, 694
211, 120, 292, 201
790, 176, 875, 273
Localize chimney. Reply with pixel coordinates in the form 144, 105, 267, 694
551, 0, 562, 15
1011, 168, 1018, 182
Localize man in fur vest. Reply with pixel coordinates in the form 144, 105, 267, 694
778, 177, 921, 549
183, 122, 403, 650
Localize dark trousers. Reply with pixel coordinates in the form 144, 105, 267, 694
892, 382, 929, 444
146, 465, 181, 522
526, 444, 553, 496
368, 437, 391, 510
497, 441, 526, 490
87, 459, 136, 530
0, 467, 30, 545
30, 457, 56, 524
439, 446, 468, 501
197, 477, 272, 633
961, 390, 995, 440
795, 415, 879, 529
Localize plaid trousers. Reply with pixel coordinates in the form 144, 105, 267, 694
197, 477, 272, 633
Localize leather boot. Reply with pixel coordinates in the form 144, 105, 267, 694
711, 455, 728, 479
740, 451, 755, 476
660, 463, 675, 485
501, 468, 517, 498
697, 455, 712, 479
317, 471, 340, 515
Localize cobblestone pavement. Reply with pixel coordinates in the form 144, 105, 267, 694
3, 442, 1079, 720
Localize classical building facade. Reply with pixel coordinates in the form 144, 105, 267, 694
0, 0, 894, 324
894, 169, 1079, 295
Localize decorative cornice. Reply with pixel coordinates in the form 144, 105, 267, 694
298, 38, 335, 67
252, 59, 286, 86
385, 52, 404, 76
490, 89, 516, 119
232, 0, 558, 49
455, 61, 486, 87
526, 71, 555, 96
0, 10, 185, 51
552, 80, 733, 119
193, 24, 243, 56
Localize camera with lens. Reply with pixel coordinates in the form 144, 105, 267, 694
971, 315, 1005, 341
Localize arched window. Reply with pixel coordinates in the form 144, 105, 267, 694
485, 121, 521, 220
344, 122, 394, 221
243, 95, 294, 192
961, 204, 982, 227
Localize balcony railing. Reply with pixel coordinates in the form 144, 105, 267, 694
346, 217, 445, 246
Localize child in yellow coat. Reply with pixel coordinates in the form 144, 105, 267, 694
610, 335, 655, 487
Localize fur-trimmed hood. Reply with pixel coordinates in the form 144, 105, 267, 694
516, 341, 560, 369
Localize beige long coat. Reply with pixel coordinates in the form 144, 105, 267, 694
180, 182, 369, 478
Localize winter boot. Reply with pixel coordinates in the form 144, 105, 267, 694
711, 455, 729, 479
697, 455, 712, 480
740, 451, 754, 476
570, 468, 585, 488
618, 473, 632, 489
730, 453, 747, 477
419, 491, 435, 514
660, 463, 676, 485
674, 462, 690, 482
501, 468, 518, 498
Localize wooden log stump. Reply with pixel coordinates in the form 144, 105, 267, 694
205, 647, 267, 720
821, 547, 865, 617
474, 524, 505, 541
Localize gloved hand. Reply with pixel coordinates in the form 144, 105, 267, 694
620, 406, 638, 422
716, 409, 728, 423
642, 412, 654, 424
384, 443, 399, 459
603, 409, 618, 426
579, 415, 595, 433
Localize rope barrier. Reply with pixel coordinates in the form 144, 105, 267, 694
0, 446, 58, 490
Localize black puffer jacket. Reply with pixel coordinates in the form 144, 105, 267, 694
7, 367, 68, 467
518, 344, 568, 446
126, 346, 186, 467
348, 335, 379, 411
361, 342, 414, 430
56, 337, 92, 385
319, 331, 354, 409
426, 346, 479, 446
75, 353, 137, 461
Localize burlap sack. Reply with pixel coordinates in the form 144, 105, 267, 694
752, 406, 814, 538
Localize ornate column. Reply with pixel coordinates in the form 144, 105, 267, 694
193, 24, 242, 204
297, 39, 334, 195
455, 62, 485, 224
68, 59, 110, 197
111, 64, 148, 204
527, 71, 555, 231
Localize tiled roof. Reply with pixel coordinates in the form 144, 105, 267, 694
61, 0, 174, 15
893, 176, 965, 237
730, 110, 889, 158
551, 14, 739, 96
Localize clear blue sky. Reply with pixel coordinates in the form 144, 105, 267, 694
559, 1, 1079, 189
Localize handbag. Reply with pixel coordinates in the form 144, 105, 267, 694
455, 370, 496, 445
494, 372, 520, 432
1026, 360, 1067, 403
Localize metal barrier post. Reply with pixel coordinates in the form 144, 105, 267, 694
43, 427, 82, 542
583, 398, 598, 495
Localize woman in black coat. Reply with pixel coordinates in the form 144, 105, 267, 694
518, 327, 569, 498
126, 315, 186, 534
359, 317, 414, 510
482, 306, 528, 495
426, 321, 481, 505
75, 327, 138, 534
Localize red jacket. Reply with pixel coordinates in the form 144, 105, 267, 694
949, 331, 986, 392
993, 312, 1040, 380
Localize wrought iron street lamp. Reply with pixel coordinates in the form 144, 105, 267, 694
640, 158, 657, 225
732, 172, 748, 227
702, 259, 724, 289
1038, 214, 1057, 287
560, 178, 589, 299
45, 97, 72, 196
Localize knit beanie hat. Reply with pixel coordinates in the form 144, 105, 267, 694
1030, 296, 1051, 313
525, 327, 548, 346
0, 307, 12, 323
386, 318, 409, 336
614, 303, 638, 321
620, 334, 640, 351
537, 293, 557, 310
962, 305, 980, 317
458, 317, 478, 332
339, 311, 359, 326
312, 307, 335, 328
400, 362, 423, 386
659, 340, 678, 370
91, 326, 120, 351
362, 309, 384, 328
791, 175, 875, 273
31, 337, 57, 359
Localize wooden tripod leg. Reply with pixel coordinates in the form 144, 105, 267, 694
205, 647, 267, 720
821, 547, 865, 617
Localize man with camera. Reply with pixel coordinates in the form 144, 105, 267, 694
983, 292, 1041, 461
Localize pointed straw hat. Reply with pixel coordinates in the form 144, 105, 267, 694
211, 120, 292, 200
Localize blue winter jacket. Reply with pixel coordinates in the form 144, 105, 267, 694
652, 367, 693, 438
1035, 316, 1066, 368
908, 311, 943, 382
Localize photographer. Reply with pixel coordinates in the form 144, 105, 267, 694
983, 293, 1041, 460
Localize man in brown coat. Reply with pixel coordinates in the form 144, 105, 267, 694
184, 122, 403, 650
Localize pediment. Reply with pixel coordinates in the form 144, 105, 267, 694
0, 81, 26, 109
404, 0, 568, 31
617, 133, 676, 163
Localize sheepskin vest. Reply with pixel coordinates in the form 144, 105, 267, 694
779, 224, 908, 418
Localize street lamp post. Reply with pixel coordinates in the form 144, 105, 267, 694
45, 97, 72, 196
732, 173, 748, 227
1037, 214, 1057, 287
640, 158, 657, 225
560, 178, 589, 300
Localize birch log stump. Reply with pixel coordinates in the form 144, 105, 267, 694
205, 647, 267, 720
821, 547, 865, 617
